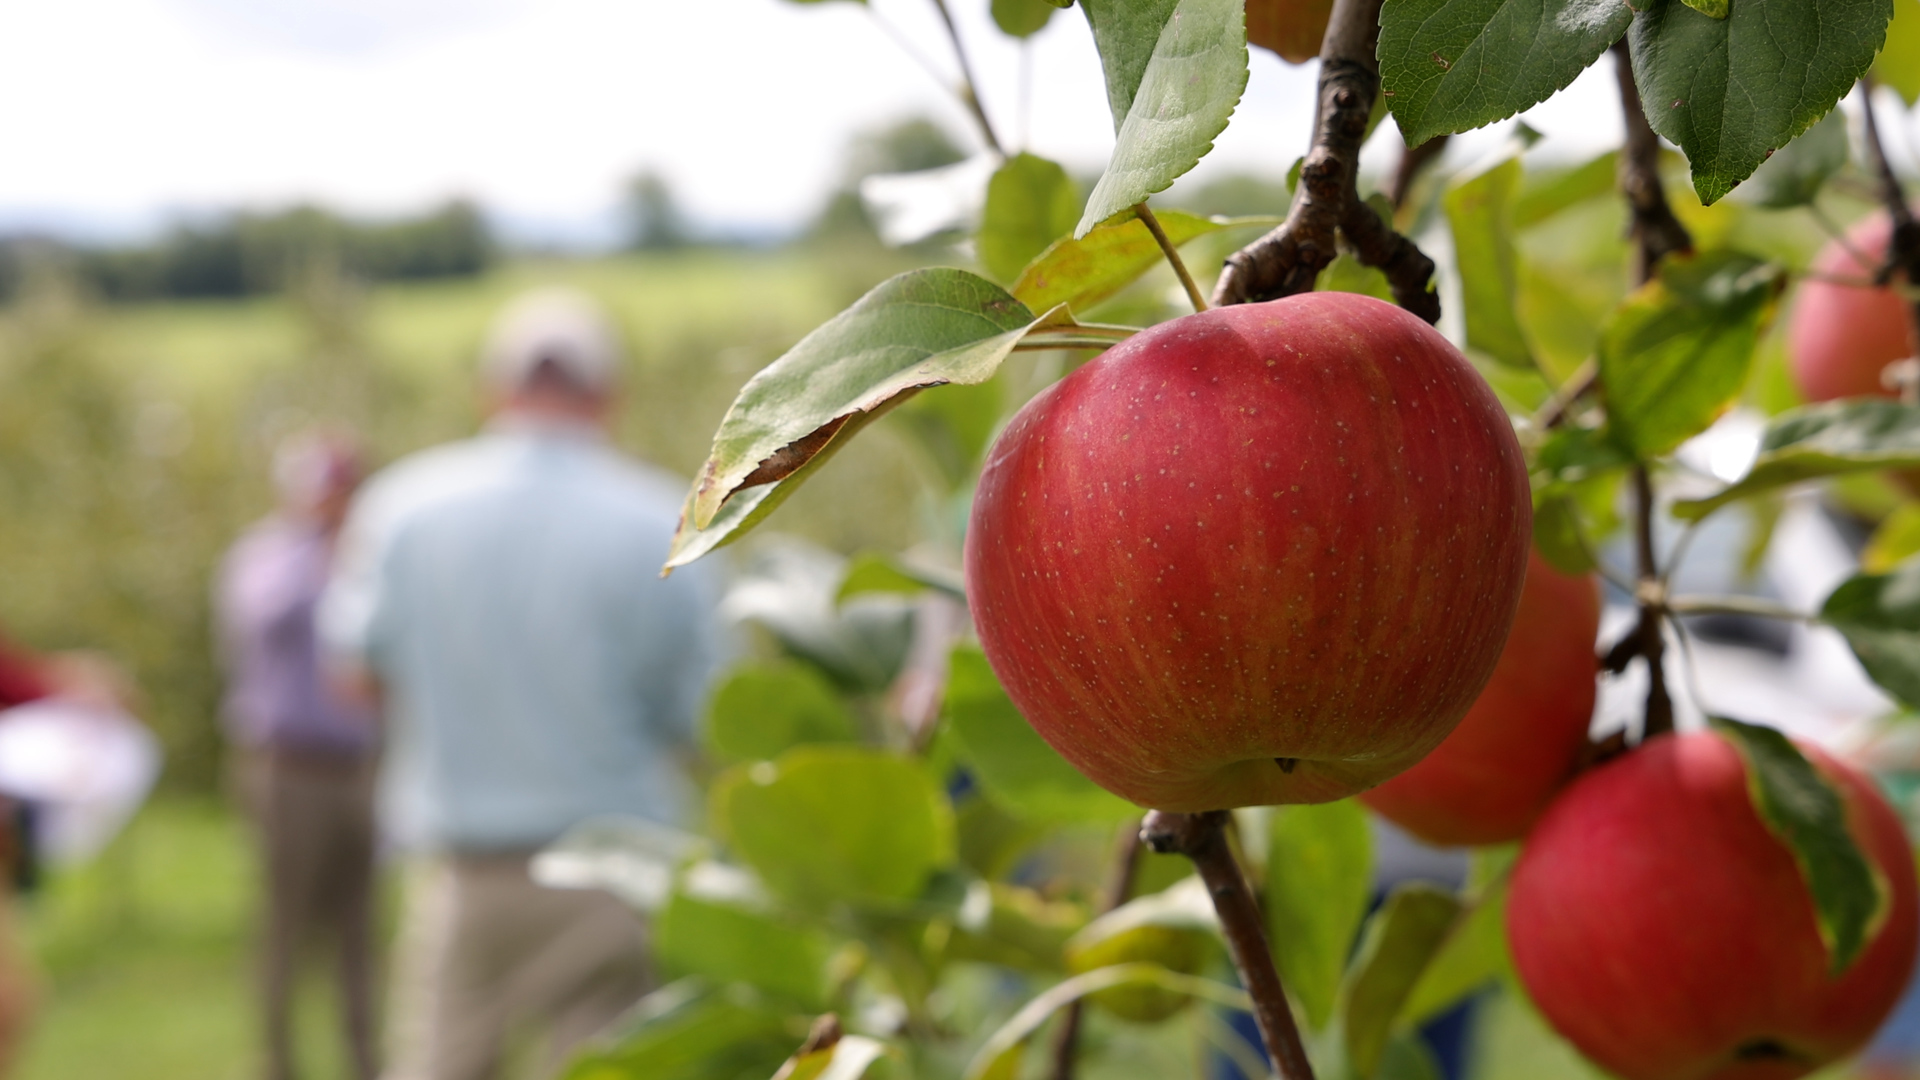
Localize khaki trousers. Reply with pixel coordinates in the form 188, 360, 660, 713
238, 747, 380, 1080
382, 852, 652, 1080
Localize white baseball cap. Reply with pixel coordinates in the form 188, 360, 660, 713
479, 288, 622, 394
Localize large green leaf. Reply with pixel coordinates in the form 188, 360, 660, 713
1064, 877, 1221, 1022
1378, 0, 1633, 146
704, 661, 859, 765
711, 746, 954, 908
1081, 0, 1184, 130
1673, 400, 1920, 520
561, 982, 802, 1080
1444, 154, 1534, 369
1342, 885, 1462, 1080
1711, 717, 1890, 975
1014, 208, 1278, 315
667, 270, 1127, 570
654, 885, 834, 1008
1076, 0, 1249, 236
1265, 800, 1373, 1031
1399, 871, 1512, 1027
942, 646, 1139, 824
1512, 151, 1618, 229
1598, 251, 1780, 459
1744, 108, 1849, 209
980, 154, 1081, 284
1629, 0, 1894, 204
1822, 560, 1920, 710
1877, 0, 1920, 104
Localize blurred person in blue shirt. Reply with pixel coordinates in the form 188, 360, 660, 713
217, 431, 379, 1080
320, 289, 722, 1080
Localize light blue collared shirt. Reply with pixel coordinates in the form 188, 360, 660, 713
320, 418, 721, 852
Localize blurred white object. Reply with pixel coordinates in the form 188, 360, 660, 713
859, 155, 997, 247
530, 815, 707, 912
0, 699, 161, 864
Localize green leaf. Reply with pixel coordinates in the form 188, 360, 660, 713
1744, 108, 1849, 209
1532, 495, 1596, 575
711, 746, 954, 908
1822, 561, 1920, 710
942, 646, 1140, 824
980, 154, 1081, 284
1064, 877, 1220, 1022
890, 376, 1004, 488
1445, 154, 1534, 368
1377, 0, 1633, 146
963, 963, 1251, 1080
1710, 717, 1891, 974
1672, 400, 1920, 520
1342, 884, 1462, 1080
1682, 0, 1728, 16
1013, 208, 1277, 315
946, 882, 1088, 971
1399, 875, 1512, 1027
705, 662, 859, 765
1377, 1035, 1446, 1080
1315, 252, 1396, 302
667, 270, 1122, 569
1865, 504, 1920, 573
1512, 151, 1618, 229
1877, 0, 1920, 104
1080, 0, 1184, 130
1534, 423, 1634, 483
561, 983, 802, 1080
772, 1034, 891, 1080
654, 886, 834, 1008
1076, 0, 1250, 236
835, 551, 965, 605
1265, 801, 1373, 1031
1598, 251, 1781, 459
993, 0, 1060, 37
1629, 0, 1895, 204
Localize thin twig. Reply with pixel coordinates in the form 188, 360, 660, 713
1858, 74, 1920, 362
929, 0, 1006, 156
1048, 821, 1145, 1080
1388, 134, 1450, 210
1631, 466, 1675, 739
1142, 811, 1315, 1080
1211, 0, 1439, 322
1137, 204, 1209, 313
1667, 595, 1814, 622
1531, 359, 1598, 430
1611, 39, 1693, 282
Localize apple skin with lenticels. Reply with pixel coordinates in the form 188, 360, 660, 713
1507, 731, 1920, 1080
964, 291, 1531, 812
1361, 549, 1601, 845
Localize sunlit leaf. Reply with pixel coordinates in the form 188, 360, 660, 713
705, 662, 859, 765
1065, 877, 1220, 1021
1077, 0, 1249, 235
1599, 251, 1781, 459
772, 1034, 891, 1080
1711, 717, 1890, 974
1512, 150, 1618, 229
1876, 0, 1920, 104
1265, 800, 1372, 1030
992, 0, 1060, 37
835, 551, 965, 604
1377, 0, 1632, 146
1673, 400, 1920, 520
1445, 154, 1534, 368
655, 886, 834, 1008
1014, 208, 1277, 315
1629, 0, 1893, 204
1342, 884, 1461, 1079
1399, 873, 1512, 1027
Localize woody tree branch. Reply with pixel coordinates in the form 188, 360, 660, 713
1212, 0, 1439, 322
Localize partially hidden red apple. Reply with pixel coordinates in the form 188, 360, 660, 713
1788, 210, 1918, 403
964, 291, 1531, 812
1508, 730, 1919, 1080
1246, 0, 1335, 64
1360, 549, 1600, 846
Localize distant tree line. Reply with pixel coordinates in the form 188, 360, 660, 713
0, 199, 493, 303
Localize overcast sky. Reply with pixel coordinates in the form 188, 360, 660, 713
0, 0, 1638, 246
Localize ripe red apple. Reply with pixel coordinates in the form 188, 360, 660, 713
1787, 210, 1918, 403
1246, 0, 1335, 64
964, 291, 1531, 811
1508, 730, 1919, 1080
1360, 549, 1600, 845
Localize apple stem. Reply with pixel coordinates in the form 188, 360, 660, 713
1047, 819, 1146, 1080
1856, 74, 1920, 378
1141, 810, 1317, 1080
1136, 203, 1211, 313
1610, 39, 1694, 284
1209, 0, 1439, 323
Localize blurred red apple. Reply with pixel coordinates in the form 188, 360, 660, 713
1246, 0, 1334, 64
964, 292, 1531, 812
1361, 549, 1599, 846
1508, 730, 1919, 1080
1788, 211, 1918, 403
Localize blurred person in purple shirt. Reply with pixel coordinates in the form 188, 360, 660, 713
217, 431, 379, 1080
